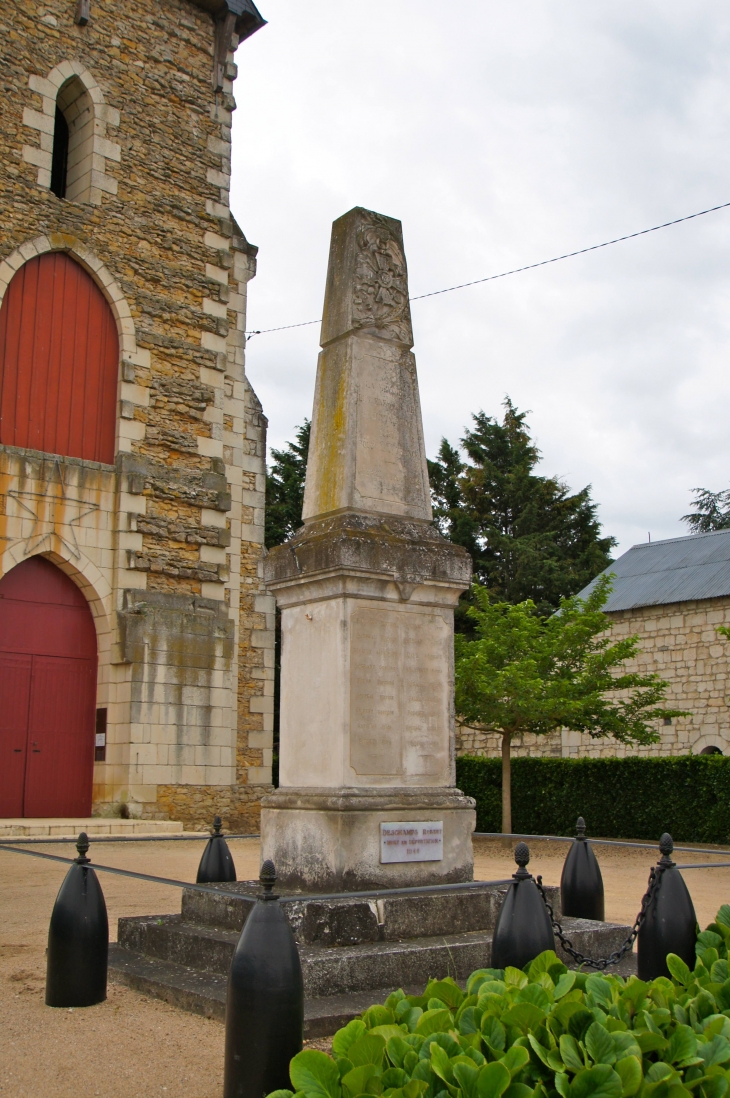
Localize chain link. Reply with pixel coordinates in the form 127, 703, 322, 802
534, 865, 666, 971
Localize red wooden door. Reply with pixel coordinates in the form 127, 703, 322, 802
0, 557, 97, 818
0, 252, 118, 464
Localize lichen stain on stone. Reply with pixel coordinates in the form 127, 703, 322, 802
312, 354, 347, 516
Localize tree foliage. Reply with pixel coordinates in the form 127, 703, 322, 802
454, 575, 685, 832
265, 419, 311, 550
428, 399, 615, 620
682, 488, 730, 534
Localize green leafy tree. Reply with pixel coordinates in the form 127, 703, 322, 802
428, 399, 616, 622
265, 419, 310, 550
455, 575, 686, 833
682, 488, 730, 533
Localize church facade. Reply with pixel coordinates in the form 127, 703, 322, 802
0, 0, 274, 829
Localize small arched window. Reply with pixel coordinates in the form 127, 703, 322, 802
0, 253, 119, 463
50, 108, 69, 199
49, 77, 95, 203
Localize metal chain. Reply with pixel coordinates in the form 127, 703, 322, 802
534, 865, 665, 971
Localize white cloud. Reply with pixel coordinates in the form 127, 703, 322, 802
231, 0, 730, 555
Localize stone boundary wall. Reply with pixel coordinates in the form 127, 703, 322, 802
455, 596, 730, 761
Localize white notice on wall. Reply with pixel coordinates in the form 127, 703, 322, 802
380, 821, 443, 864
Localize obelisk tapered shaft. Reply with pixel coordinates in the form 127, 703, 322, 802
262, 207, 474, 890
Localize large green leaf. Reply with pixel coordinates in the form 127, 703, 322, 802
527, 1035, 551, 1067
569, 1065, 622, 1098
585, 1022, 616, 1066
502, 1002, 547, 1034
528, 952, 562, 979
386, 1037, 412, 1070
667, 1026, 699, 1066
477, 1063, 512, 1098
504, 968, 529, 989
340, 1064, 381, 1098
555, 1075, 570, 1098
569, 1011, 597, 1044
482, 1016, 507, 1051
615, 1057, 642, 1098
468, 971, 505, 996
635, 1032, 668, 1055
370, 1026, 406, 1043
585, 977, 614, 1010
267, 1092, 294, 1098
517, 985, 551, 1012
430, 1045, 455, 1088
715, 907, 730, 931
347, 1034, 386, 1069
416, 1010, 454, 1037
333, 1021, 368, 1057
560, 1035, 585, 1074
454, 1062, 480, 1098
362, 1006, 395, 1030
667, 956, 693, 987
697, 1037, 730, 1068
554, 974, 577, 1000
290, 1050, 343, 1098
697, 933, 724, 956
426, 979, 465, 1011
500, 1046, 530, 1078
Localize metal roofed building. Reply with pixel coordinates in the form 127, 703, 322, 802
456, 529, 730, 761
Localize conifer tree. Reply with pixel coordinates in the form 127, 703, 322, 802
265, 419, 310, 549
428, 399, 615, 620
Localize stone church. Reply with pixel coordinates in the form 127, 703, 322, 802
0, 0, 274, 829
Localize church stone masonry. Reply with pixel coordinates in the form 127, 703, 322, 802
0, 0, 274, 827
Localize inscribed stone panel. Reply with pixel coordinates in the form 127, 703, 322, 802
349, 607, 449, 779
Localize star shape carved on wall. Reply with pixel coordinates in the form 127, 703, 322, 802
7, 458, 100, 561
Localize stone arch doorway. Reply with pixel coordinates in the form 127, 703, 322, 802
0, 556, 97, 818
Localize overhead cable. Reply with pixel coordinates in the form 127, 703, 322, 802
245, 198, 730, 339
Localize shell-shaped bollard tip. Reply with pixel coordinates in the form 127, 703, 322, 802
212, 815, 223, 835
576, 816, 586, 837
659, 833, 674, 858
514, 842, 530, 868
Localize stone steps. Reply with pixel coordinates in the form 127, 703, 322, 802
0, 818, 183, 839
108, 879, 636, 1035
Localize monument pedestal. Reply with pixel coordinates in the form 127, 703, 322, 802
262, 207, 474, 892
261, 787, 475, 891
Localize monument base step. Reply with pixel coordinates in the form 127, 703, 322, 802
108, 945, 405, 1038
108, 880, 636, 1036
0, 818, 183, 839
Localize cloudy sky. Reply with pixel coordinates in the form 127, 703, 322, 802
230, 1, 730, 557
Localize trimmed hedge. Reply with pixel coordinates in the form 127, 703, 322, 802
456, 754, 730, 844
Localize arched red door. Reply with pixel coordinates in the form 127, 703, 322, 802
0, 252, 118, 464
0, 557, 97, 818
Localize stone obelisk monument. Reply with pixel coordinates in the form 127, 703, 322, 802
261, 207, 474, 890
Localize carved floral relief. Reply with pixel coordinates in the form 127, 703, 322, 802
352, 212, 413, 345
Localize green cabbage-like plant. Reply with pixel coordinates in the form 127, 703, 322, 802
268, 906, 730, 1098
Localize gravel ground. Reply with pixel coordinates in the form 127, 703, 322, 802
1, 833, 728, 1097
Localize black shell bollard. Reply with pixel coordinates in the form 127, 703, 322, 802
491, 842, 555, 971
223, 860, 304, 1098
45, 832, 108, 1008
638, 833, 697, 980
197, 815, 237, 884
560, 816, 605, 921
